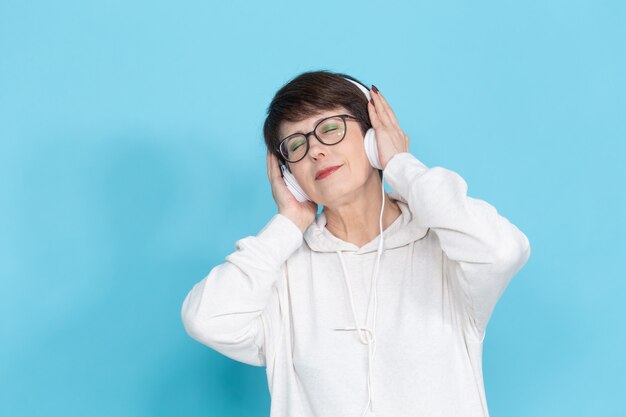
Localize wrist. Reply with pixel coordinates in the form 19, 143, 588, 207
279, 211, 310, 234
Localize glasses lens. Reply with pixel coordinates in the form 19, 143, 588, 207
281, 134, 307, 162
316, 117, 346, 144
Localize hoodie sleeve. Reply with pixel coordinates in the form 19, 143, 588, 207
180, 213, 303, 366
383, 152, 531, 342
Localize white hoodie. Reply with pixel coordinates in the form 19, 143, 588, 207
181, 151, 531, 417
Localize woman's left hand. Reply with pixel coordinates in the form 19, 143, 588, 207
368, 85, 410, 170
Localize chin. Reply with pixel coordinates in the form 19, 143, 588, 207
323, 187, 357, 206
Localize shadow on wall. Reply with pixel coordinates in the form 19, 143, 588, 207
149, 347, 270, 417
4, 128, 272, 416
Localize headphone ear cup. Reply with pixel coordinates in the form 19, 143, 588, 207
341, 77, 381, 169
363, 128, 382, 170
280, 164, 312, 202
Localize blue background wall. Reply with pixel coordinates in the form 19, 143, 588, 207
1, 1, 624, 416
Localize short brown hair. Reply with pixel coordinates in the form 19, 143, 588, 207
263, 69, 382, 178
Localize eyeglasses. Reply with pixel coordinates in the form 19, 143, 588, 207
276, 114, 361, 163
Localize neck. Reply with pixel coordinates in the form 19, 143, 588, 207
323, 180, 401, 248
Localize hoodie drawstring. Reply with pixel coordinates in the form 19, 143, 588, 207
333, 172, 386, 417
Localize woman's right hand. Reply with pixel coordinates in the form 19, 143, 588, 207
266, 150, 317, 234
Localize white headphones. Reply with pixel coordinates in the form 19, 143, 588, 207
279, 77, 382, 202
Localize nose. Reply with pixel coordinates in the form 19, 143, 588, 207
306, 133, 328, 160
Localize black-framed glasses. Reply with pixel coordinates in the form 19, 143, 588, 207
276, 114, 361, 163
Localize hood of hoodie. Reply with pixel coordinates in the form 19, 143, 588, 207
303, 190, 429, 254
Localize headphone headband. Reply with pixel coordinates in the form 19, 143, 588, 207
342, 77, 371, 101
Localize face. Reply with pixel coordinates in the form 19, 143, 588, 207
278, 106, 377, 207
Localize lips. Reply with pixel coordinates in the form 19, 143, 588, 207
315, 164, 343, 180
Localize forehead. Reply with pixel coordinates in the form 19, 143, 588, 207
279, 106, 347, 139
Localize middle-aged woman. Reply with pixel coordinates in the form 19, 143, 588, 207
181, 70, 531, 417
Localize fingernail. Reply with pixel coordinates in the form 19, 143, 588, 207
371, 84, 379, 94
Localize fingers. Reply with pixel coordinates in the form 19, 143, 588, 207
369, 87, 392, 126
371, 87, 400, 127
266, 150, 273, 181
379, 92, 400, 126
368, 100, 383, 129
267, 150, 281, 183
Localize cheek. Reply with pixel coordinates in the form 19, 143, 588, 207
347, 138, 370, 171
292, 166, 312, 190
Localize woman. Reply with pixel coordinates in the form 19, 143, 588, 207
181, 70, 531, 417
